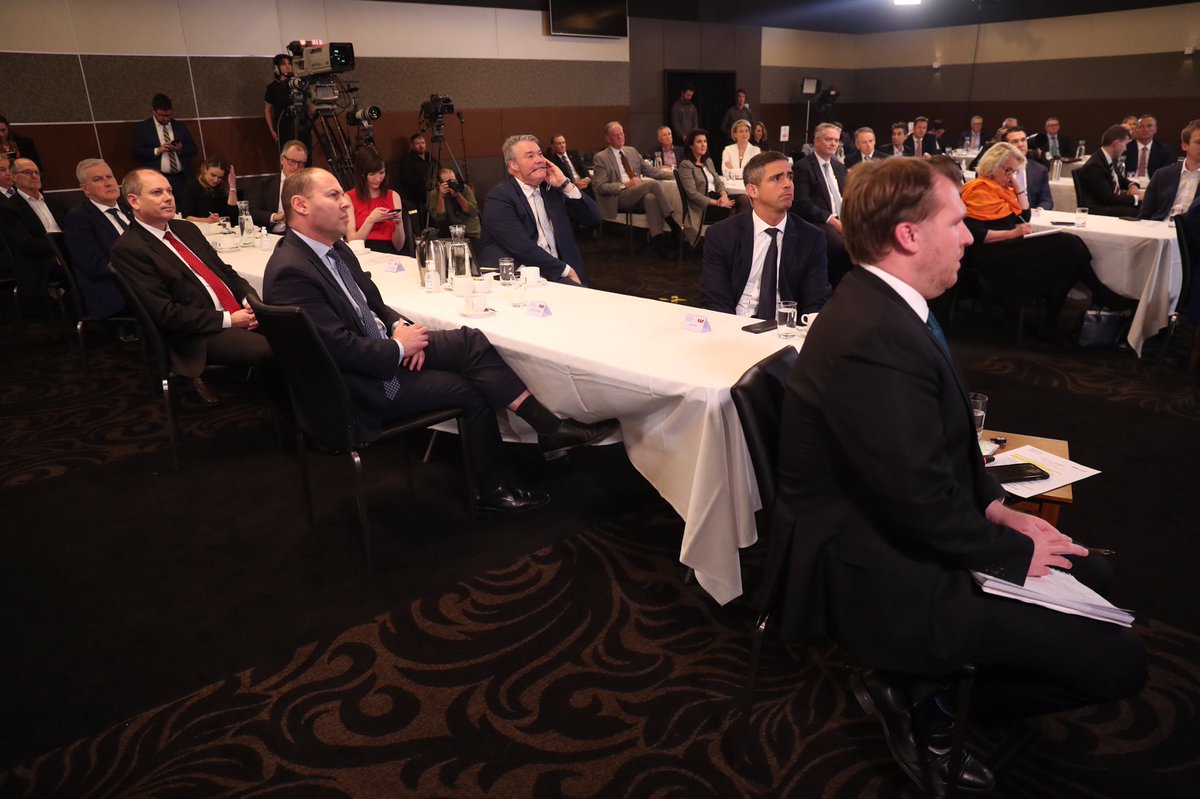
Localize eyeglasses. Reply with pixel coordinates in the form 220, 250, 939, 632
1000, 166, 1018, 176
14, 169, 40, 176
282, 156, 306, 168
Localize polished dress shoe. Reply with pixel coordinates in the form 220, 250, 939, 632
538, 418, 619, 461
474, 485, 551, 514
850, 669, 926, 792
190, 377, 221, 406
921, 704, 995, 795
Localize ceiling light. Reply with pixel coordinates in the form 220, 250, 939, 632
894, 0, 922, 6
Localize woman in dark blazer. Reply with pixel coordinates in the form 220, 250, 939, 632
676, 129, 738, 245
181, 158, 240, 223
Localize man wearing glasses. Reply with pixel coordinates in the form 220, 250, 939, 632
251, 141, 308, 234
0, 157, 67, 297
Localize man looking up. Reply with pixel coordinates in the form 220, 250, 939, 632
699, 150, 829, 317
480, 134, 600, 285
771, 156, 1146, 796
592, 122, 682, 256
262, 168, 618, 510
62, 158, 133, 321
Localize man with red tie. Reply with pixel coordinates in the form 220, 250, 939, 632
111, 169, 271, 400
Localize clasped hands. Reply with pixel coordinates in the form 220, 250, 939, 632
393, 320, 429, 371
231, 299, 258, 330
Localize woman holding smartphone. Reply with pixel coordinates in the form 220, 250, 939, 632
346, 146, 407, 254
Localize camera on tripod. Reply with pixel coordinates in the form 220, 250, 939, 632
420, 94, 455, 139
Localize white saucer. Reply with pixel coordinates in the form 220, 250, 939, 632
460, 308, 496, 318
526, 277, 548, 286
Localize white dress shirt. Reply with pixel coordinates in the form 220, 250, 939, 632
18, 189, 62, 233
92, 200, 130, 234
735, 211, 789, 317
861, 264, 929, 323
609, 147, 632, 183
134, 218, 230, 327
1171, 161, 1200, 213
516, 179, 579, 279
814, 154, 842, 220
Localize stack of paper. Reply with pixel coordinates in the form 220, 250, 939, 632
973, 569, 1135, 627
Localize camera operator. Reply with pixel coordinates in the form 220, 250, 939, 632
393, 133, 436, 224
427, 167, 479, 241
263, 54, 311, 158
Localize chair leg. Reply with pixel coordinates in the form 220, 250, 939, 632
350, 450, 373, 571
456, 417, 476, 518
162, 377, 179, 473
730, 611, 771, 765
76, 320, 88, 369
1016, 305, 1026, 347
297, 428, 315, 526
422, 430, 438, 464
945, 664, 977, 799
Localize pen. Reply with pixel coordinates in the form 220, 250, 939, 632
1081, 547, 1116, 556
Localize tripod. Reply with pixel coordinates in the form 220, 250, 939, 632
420, 113, 470, 232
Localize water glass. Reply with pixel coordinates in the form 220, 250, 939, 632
510, 280, 527, 308
498, 257, 516, 284
968, 393, 988, 440
776, 300, 798, 340
1074, 207, 1088, 228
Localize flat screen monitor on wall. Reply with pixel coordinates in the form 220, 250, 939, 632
549, 0, 628, 38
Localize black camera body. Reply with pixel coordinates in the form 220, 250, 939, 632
446, 178, 463, 194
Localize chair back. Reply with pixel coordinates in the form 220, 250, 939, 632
731, 345, 799, 526
107, 263, 170, 373
246, 297, 360, 451
1173, 214, 1194, 318
1071, 170, 1085, 207
0, 229, 17, 280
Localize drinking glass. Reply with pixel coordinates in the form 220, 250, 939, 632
499, 257, 516, 284
776, 300, 798, 340
510, 280, 527, 308
1074, 207, 1088, 228
968, 393, 988, 440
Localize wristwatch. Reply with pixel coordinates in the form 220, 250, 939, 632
560, 179, 571, 191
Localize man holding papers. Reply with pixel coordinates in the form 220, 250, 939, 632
768, 158, 1146, 796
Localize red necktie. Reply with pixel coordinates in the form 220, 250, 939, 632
163, 230, 241, 313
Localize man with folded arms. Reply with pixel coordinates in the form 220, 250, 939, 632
263, 168, 618, 513
770, 157, 1146, 796
1139, 119, 1200, 221
111, 169, 271, 403
699, 151, 829, 317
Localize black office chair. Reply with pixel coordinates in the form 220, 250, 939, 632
1156, 213, 1199, 368
248, 298, 475, 570
0, 229, 66, 324
53, 242, 137, 366
1071, 170, 1085, 208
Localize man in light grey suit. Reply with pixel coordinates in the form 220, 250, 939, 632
592, 122, 683, 254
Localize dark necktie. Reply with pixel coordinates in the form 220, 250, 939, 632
327, 246, 400, 400
619, 150, 636, 180
162, 231, 240, 313
927, 311, 950, 356
755, 228, 781, 320
161, 124, 180, 173
107, 208, 128, 230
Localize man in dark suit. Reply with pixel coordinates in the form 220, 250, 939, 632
262, 167, 618, 512
699, 150, 829, 316
394, 133, 436, 226
0, 158, 15, 199
132, 94, 198, 199
879, 123, 908, 158
249, 140, 308, 233
793, 123, 852, 286
903, 116, 943, 159
110, 169, 270, 400
772, 157, 1146, 796
0, 157, 67, 296
479, 134, 601, 285
1124, 115, 1175, 182
1077, 125, 1142, 218
1028, 117, 1075, 163
649, 126, 686, 169
62, 158, 132, 320
959, 115, 985, 152
545, 134, 592, 196
1139, 119, 1200, 221
1003, 127, 1054, 210
844, 127, 888, 169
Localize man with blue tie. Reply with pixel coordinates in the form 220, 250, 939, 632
480, 134, 600, 285
62, 158, 134, 322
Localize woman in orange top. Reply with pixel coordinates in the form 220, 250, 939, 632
962, 142, 1119, 335
346, 147, 407, 255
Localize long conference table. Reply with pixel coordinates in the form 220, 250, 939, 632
219, 237, 791, 605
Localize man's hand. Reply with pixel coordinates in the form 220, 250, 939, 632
207, 213, 220, 223
828, 216, 844, 234
392, 321, 429, 354
564, 266, 582, 285
545, 160, 567, 188
439, 180, 453, 196
575, 177, 591, 189
271, 211, 285, 223
986, 500, 1087, 577
623, 177, 642, 189
231, 308, 258, 329
1128, 185, 1141, 198
402, 350, 425, 371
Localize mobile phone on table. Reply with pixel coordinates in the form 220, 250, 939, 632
742, 319, 778, 334
986, 463, 1051, 483
1050, 221, 1074, 226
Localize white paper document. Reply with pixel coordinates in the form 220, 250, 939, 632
973, 569, 1135, 627
987, 445, 1100, 499
1023, 228, 1065, 239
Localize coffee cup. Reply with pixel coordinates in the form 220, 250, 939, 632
519, 266, 540, 284
452, 276, 473, 297
347, 238, 366, 253
800, 312, 819, 327
464, 293, 489, 314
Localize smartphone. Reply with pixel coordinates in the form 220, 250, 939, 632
986, 463, 1051, 483
742, 319, 778, 334
171, 140, 180, 146
1050, 221, 1074, 226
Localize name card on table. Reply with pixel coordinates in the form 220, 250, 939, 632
682, 313, 711, 333
527, 301, 552, 317
384, 259, 405, 273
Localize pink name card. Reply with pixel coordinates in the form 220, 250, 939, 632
682, 313, 711, 333
527, 301, 552, 317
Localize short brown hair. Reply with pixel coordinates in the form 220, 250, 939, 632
841, 158, 943, 265
743, 150, 790, 187
121, 168, 158, 198
1101, 124, 1131, 147
1181, 119, 1200, 147
281, 167, 324, 223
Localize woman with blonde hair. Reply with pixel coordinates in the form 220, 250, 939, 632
720, 119, 761, 181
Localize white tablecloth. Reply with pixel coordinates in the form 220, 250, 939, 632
1049, 177, 1077, 211
221, 238, 794, 605
1028, 211, 1181, 354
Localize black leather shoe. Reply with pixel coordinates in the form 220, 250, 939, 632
538, 418, 619, 461
927, 748, 995, 795
474, 485, 551, 514
191, 377, 221, 406
850, 669, 928, 793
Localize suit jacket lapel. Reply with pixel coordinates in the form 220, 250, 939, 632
285, 231, 369, 335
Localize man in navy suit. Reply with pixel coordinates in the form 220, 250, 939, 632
545, 134, 592, 197
793, 123, 853, 286
700, 150, 829, 317
844, 127, 889, 169
262, 168, 618, 512
1003, 127, 1053, 210
1028, 117, 1075, 164
479, 134, 600, 285
879, 123, 908, 158
62, 158, 132, 320
1077, 125, 1142, 218
132, 94, 198, 199
649, 126, 687, 169
1125, 115, 1175, 182
1140, 119, 1200, 221
903, 116, 943, 159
